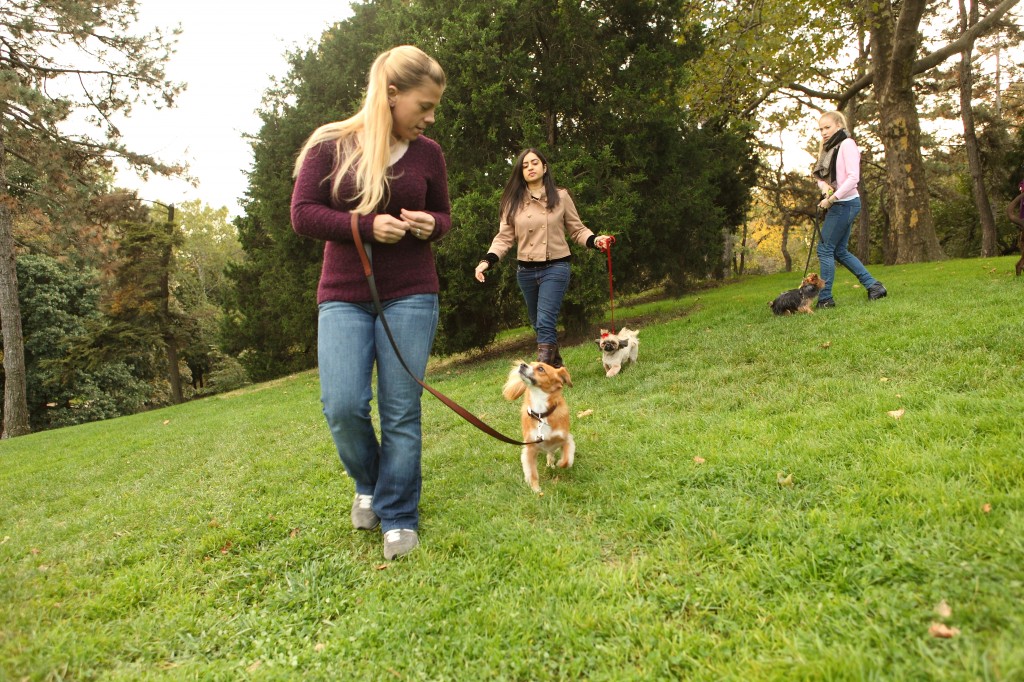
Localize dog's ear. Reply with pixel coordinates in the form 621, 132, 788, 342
557, 366, 572, 388
595, 337, 603, 347
618, 338, 628, 348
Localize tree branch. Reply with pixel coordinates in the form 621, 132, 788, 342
788, 0, 1021, 105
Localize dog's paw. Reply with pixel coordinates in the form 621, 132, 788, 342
605, 365, 621, 377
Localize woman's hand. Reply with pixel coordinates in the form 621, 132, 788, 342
818, 196, 833, 210
594, 235, 614, 251
400, 209, 435, 240
474, 261, 489, 282
372, 214, 410, 244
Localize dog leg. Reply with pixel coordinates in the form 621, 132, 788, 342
606, 364, 621, 377
556, 435, 575, 469
521, 446, 541, 492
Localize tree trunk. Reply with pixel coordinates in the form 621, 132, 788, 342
781, 222, 792, 272
0, 136, 31, 438
959, 0, 998, 257
162, 205, 183, 404
848, 31, 872, 264
869, 0, 945, 264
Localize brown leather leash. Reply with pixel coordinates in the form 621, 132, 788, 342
349, 214, 539, 446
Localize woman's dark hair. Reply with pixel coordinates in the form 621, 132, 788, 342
499, 148, 561, 226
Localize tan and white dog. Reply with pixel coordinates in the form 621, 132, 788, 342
502, 361, 574, 493
596, 327, 639, 377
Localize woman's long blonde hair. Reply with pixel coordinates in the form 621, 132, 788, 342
293, 45, 446, 214
816, 110, 849, 155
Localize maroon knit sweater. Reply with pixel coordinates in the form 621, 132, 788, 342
291, 136, 451, 304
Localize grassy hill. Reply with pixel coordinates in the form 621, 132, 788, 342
2, 257, 1022, 680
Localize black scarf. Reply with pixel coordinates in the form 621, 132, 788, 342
812, 129, 848, 187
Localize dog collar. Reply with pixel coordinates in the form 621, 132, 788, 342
528, 406, 554, 421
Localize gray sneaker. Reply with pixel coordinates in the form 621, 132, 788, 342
383, 529, 419, 560
351, 494, 379, 530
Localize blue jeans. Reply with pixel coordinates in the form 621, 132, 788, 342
317, 294, 438, 532
816, 197, 877, 302
516, 262, 571, 345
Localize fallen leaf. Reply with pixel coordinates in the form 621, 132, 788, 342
928, 622, 960, 638
0, 536, 8, 545
887, 408, 905, 419
246, 661, 262, 672
314, 642, 326, 652
852, 284, 862, 289
219, 541, 232, 554
267, 513, 277, 520
821, 341, 831, 349
693, 456, 706, 464
990, 268, 997, 274
208, 519, 220, 528
30, 548, 41, 555
981, 503, 992, 514
934, 600, 953, 619
776, 471, 794, 488
880, 377, 889, 382
289, 527, 300, 538
577, 409, 594, 418
163, 420, 170, 425
38, 564, 50, 572
375, 564, 389, 571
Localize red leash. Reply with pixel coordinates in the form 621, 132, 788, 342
349, 215, 539, 446
601, 236, 617, 334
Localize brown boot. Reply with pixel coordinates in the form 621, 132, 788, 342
537, 343, 557, 365
551, 344, 563, 368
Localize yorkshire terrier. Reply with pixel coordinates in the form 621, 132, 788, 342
768, 273, 826, 316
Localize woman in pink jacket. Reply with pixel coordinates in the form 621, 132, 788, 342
811, 111, 887, 308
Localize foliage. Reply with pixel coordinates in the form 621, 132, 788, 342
172, 201, 248, 392
9, 255, 150, 429
231, 0, 754, 369
3, 256, 1023, 679
0, 0, 183, 436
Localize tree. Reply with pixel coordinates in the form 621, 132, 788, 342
13, 254, 149, 430
957, 0, 998, 257
0, 1, 183, 437
172, 200, 244, 391
233, 0, 753, 370
789, 0, 1021, 263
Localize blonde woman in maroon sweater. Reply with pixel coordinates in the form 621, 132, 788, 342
291, 46, 450, 561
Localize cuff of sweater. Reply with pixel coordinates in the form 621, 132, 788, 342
586, 235, 598, 249
481, 253, 499, 266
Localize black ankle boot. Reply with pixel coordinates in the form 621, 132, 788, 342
550, 344, 563, 368
537, 343, 557, 365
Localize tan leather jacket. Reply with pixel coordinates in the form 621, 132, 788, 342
485, 188, 595, 264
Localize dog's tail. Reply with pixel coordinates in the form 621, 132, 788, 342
502, 364, 527, 401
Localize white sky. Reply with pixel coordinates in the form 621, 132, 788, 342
115, 1, 354, 217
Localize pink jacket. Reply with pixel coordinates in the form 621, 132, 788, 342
816, 138, 860, 202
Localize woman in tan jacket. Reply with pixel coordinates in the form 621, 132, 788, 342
474, 148, 613, 367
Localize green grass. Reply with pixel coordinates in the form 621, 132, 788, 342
2, 257, 1023, 681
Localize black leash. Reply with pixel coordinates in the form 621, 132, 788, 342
349, 214, 540, 446
802, 207, 825, 278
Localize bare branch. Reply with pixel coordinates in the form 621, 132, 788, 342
789, 0, 1021, 105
